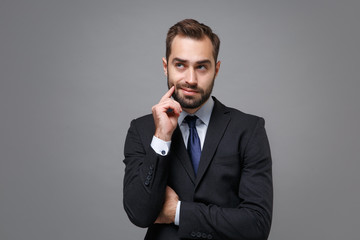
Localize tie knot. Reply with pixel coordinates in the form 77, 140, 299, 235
185, 115, 198, 129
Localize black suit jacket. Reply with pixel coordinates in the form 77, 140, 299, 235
123, 97, 273, 240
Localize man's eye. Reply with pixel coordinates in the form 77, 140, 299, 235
197, 65, 207, 70
176, 63, 184, 68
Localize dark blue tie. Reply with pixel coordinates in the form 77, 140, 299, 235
185, 115, 201, 175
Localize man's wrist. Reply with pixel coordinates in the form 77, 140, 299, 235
154, 129, 173, 142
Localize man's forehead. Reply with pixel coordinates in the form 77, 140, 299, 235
169, 35, 214, 63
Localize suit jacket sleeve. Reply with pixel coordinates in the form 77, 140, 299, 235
178, 117, 273, 240
123, 117, 169, 228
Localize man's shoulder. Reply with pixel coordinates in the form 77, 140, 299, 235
213, 97, 263, 123
126, 114, 155, 144
134, 113, 154, 122
130, 113, 154, 129
227, 106, 262, 123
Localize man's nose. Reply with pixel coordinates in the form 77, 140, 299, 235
185, 67, 197, 85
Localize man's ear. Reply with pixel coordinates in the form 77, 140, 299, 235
162, 57, 168, 76
215, 60, 221, 78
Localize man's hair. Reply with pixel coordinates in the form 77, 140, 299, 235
166, 19, 220, 62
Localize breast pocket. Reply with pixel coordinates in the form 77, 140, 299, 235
209, 152, 242, 184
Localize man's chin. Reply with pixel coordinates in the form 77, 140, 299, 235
177, 98, 203, 109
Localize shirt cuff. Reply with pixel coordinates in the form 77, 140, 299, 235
150, 135, 171, 156
174, 201, 181, 226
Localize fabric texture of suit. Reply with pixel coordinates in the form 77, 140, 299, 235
123, 97, 273, 240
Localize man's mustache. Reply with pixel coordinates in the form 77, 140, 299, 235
175, 83, 204, 93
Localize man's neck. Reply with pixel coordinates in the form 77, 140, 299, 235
183, 107, 200, 115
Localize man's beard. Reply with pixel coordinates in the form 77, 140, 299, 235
167, 77, 215, 109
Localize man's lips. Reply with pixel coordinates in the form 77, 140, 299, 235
180, 87, 198, 95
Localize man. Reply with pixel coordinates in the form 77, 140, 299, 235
123, 19, 273, 240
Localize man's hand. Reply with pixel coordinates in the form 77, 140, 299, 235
152, 86, 182, 141
155, 186, 179, 224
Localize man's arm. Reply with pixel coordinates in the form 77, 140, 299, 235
123, 120, 169, 227
123, 87, 182, 227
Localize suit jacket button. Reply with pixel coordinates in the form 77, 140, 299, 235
207, 234, 213, 239
144, 180, 150, 186
201, 233, 207, 238
146, 175, 152, 180
196, 232, 202, 237
190, 231, 196, 237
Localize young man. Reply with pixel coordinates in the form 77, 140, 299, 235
123, 19, 273, 240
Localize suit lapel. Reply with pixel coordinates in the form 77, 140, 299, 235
169, 98, 231, 187
195, 98, 230, 188
171, 126, 196, 184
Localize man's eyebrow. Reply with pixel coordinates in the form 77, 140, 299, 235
196, 59, 212, 65
171, 58, 212, 65
172, 58, 187, 63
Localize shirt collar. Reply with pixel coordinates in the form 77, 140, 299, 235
178, 97, 214, 126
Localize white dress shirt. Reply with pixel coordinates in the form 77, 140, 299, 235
150, 97, 214, 225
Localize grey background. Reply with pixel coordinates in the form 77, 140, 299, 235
1, 0, 359, 239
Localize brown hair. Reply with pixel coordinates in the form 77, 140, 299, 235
166, 19, 220, 62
